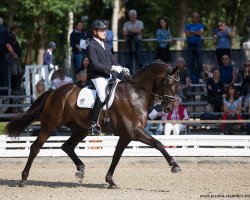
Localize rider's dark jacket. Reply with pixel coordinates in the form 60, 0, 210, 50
87, 39, 118, 79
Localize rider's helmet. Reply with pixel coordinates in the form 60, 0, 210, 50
48, 41, 56, 49
91, 19, 106, 35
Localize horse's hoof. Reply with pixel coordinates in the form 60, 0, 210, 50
18, 181, 26, 187
75, 171, 84, 183
108, 184, 118, 189
171, 166, 182, 173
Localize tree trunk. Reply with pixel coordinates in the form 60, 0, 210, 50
112, 0, 120, 52
231, 0, 241, 48
176, 0, 187, 50
66, 11, 74, 69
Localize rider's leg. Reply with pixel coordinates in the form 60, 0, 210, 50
89, 96, 103, 134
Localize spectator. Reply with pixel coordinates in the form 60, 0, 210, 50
219, 54, 236, 88
213, 20, 233, 66
240, 60, 250, 111
76, 70, 88, 88
52, 68, 73, 89
43, 41, 57, 81
155, 18, 172, 63
5, 24, 23, 95
185, 12, 204, 83
145, 96, 164, 135
206, 67, 224, 112
70, 21, 91, 74
77, 56, 89, 74
175, 57, 191, 102
241, 16, 250, 61
123, 9, 144, 73
164, 96, 189, 135
35, 80, 46, 99
222, 84, 242, 135
0, 17, 8, 94
103, 20, 114, 53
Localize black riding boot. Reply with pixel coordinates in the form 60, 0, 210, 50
89, 97, 103, 135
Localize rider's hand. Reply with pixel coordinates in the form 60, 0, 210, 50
111, 65, 123, 73
49, 64, 55, 69
122, 67, 130, 74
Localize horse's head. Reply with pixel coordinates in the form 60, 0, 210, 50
156, 65, 180, 111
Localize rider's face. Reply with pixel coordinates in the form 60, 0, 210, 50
96, 29, 106, 40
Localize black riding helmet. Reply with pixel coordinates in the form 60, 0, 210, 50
91, 19, 106, 35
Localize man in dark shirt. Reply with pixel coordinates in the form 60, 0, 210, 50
70, 21, 91, 75
5, 24, 23, 95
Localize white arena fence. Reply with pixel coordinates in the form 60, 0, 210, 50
0, 135, 249, 158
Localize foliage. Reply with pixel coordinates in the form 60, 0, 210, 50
0, 123, 7, 135
0, 0, 249, 63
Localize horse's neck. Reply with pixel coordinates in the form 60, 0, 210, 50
133, 72, 155, 92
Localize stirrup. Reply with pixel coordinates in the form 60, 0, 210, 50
88, 123, 102, 135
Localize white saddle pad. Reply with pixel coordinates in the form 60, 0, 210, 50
77, 79, 120, 110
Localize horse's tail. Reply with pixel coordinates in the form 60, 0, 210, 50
6, 90, 54, 138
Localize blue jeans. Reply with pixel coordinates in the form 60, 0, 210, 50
72, 52, 85, 73
145, 123, 163, 135
186, 44, 203, 83
126, 40, 143, 74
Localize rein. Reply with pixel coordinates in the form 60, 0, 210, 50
123, 71, 177, 101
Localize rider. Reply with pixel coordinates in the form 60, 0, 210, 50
87, 19, 127, 134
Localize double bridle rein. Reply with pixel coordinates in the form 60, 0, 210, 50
123, 68, 180, 101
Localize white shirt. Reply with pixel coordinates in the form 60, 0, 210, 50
94, 37, 105, 50
52, 76, 73, 89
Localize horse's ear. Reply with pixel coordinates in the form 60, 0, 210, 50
169, 66, 179, 75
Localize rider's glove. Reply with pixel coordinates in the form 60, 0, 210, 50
111, 65, 123, 73
122, 67, 130, 74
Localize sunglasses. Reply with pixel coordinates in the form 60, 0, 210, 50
222, 58, 228, 60
244, 64, 250, 67
217, 24, 223, 27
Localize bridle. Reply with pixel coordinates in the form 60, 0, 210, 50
123, 67, 179, 101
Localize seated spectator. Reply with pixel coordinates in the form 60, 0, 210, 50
77, 56, 89, 74
76, 70, 88, 88
164, 96, 189, 135
219, 54, 236, 88
206, 67, 224, 112
52, 68, 73, 89
145, 96, 164, 135
175, 57, 191, 102
222, 84, 242, 135
35, 80, 46, 99
240, 60, 250, 111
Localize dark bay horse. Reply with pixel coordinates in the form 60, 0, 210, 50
6, 61, 181, 189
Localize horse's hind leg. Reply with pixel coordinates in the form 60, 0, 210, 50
19, 129, 52, 187
135, 127, 181, 173
61, 125, 88, 183
105, 137, 131, 189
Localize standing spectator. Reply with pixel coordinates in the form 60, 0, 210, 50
34, 80, 46, 99
123, 9, 144, 73
164, 96, 189, 135
0, 17, 8, 94
145, 96, 164, 135
213, 20, 233, 66
240, 60, 250, 111
103, 20, 114, 53
70, 21, 91, 74
185, 12, 204, 83
175, 57, 191, 102
206, 67, 224, 112
5, 24, 23, 95
76, 70, 88, 88
241, 16, 250, 61
43, 41, 57, 81
52, 68, 73, 89
222, 84, 242, 135
219, 54, 236, 88
155, 18, 172, 63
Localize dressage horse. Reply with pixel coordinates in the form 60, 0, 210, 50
6, 61, 181, 189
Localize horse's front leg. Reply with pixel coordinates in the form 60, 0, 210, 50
134, 126, 181, 173
105, 137, 131, 189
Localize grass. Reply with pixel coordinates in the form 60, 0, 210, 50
0, 123, 7, 135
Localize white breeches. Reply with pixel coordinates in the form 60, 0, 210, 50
91, 76, 111, 102
164, 123, 186, 135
